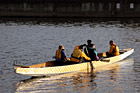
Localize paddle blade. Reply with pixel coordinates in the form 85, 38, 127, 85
101, 59, 110, 62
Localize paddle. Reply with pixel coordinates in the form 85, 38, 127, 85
89, 60, 94, 69
13, 59, 29, 68
13, 64, 29, 68
99, 57, 110, 62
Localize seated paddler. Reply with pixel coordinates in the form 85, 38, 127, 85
88, 44, 99, 61
55, 44, 69, 63
106, 40, 120, 57
72, 44, 86, 53
70, 45, 91, 62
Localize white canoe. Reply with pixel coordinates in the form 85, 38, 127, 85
14, 48, 134, 76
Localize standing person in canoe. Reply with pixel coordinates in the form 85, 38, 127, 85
55, 44, 70, 64
88, 44, 99, 61
106, 40, 120, 57
70, 45, 91, 62
84, 40, 92, 56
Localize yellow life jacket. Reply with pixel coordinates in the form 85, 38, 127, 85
71, 49, 90, 62
72, 49, 82, 59
113, 45, 120, 56
109, 44, 120, 56
73, 45, 80, 53
56, 49, 62, 59
71, 49, 82, 62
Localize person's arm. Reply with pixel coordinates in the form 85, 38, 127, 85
94, 50, 99, 60
108, 46, 113, 54
84, 47, 88, 56
61, 50, 66, 60
116, 46, 119, 52
81, 52, 90, 60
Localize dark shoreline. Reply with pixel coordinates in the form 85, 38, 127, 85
1, 17, 140, 24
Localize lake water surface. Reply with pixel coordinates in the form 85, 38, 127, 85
0, 18, 140, 93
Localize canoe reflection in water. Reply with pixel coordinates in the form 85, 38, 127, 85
15, 58, 134, 93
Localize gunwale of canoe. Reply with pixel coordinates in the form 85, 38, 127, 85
14, 48, 134, 76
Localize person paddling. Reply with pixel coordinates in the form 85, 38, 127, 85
70, 45, 90, 62
106, 40, 120, 57
88, 44, 99, 61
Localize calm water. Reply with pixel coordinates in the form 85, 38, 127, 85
0, 18, 140, 93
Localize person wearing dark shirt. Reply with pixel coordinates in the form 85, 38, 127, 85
84, 40, 92, 56
88, 44, 99, 61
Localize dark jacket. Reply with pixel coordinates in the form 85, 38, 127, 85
84, 45, 90, 56
88, 47, 99, 61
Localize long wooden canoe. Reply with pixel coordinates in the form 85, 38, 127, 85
14, 48, 134, 76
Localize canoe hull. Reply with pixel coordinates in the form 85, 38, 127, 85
15, 48, 134, 76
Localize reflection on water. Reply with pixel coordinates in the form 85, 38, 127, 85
0, 19, 140, 93
15, 59, 134, 93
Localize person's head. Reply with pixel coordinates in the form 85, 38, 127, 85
61, 46, 64, 50
87, 40, 92, 45
90, 44, 95, 48
58, 44, 64, 49
109, 40, 114, 45
79, 45, 83, 50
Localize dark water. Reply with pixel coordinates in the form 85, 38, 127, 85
0, 18, 140, 93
